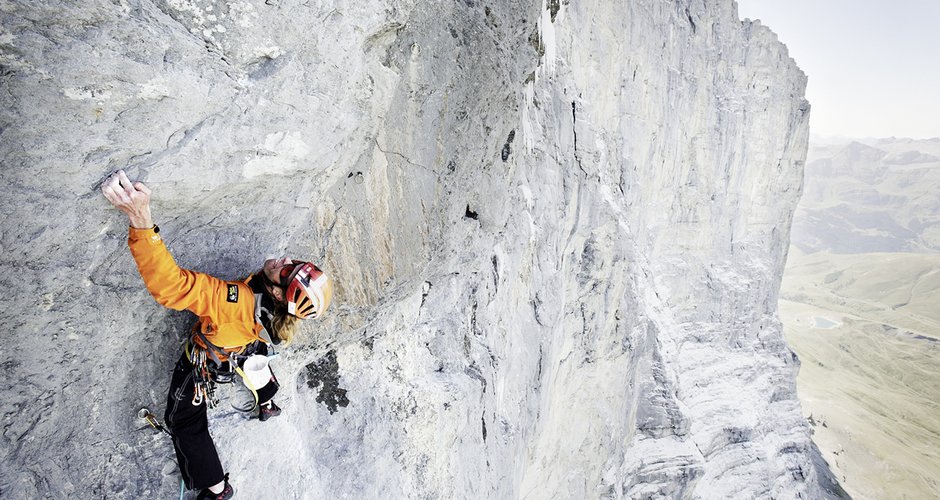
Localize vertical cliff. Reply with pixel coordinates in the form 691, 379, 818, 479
0, 0, 842, 498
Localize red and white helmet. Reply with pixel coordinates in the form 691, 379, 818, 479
284, 262, 332, 319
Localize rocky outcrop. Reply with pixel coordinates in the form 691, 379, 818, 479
0, 0, 841, 498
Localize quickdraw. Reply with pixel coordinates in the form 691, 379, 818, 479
187, 340, 223, 408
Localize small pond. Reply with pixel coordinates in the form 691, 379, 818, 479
813, 316, 840, 329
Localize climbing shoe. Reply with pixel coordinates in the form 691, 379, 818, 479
196, 474, 234, 500
259, 401, 281, 422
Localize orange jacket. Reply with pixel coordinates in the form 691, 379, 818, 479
128, 226, 264, 357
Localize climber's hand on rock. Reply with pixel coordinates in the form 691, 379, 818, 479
101, 170, 154, 229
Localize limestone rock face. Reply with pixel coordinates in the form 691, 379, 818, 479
0, 0, 841, 498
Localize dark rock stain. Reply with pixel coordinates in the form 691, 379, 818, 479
301, 350, 349, 414
548, 0, 560, 22
501, 129, 515, 162
724, 427, 751, 444
491, 255, 499, 290
464, 204, 478, 220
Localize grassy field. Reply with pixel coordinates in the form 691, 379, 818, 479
780, 248, 940, 500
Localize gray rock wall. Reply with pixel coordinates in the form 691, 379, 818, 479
1, 0, 841, 498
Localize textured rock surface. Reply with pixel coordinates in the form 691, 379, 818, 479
1, 0, 842, 498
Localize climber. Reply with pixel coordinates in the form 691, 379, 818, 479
101, 170, 333, 500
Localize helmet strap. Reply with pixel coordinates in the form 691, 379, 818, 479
260, 272, 287, 303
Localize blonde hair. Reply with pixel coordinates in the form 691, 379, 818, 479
271, 308, 301, 345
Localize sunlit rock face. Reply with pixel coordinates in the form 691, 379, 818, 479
0, 0, 842, 498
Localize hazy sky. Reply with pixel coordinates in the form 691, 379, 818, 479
736, 0, 940, 139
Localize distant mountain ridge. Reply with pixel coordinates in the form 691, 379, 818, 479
791, 138, 940, 253
781, 136, 940, 498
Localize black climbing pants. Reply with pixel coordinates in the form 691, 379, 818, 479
164, 353, 224, 491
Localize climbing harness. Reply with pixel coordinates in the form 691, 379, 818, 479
186, 331, 277, 412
